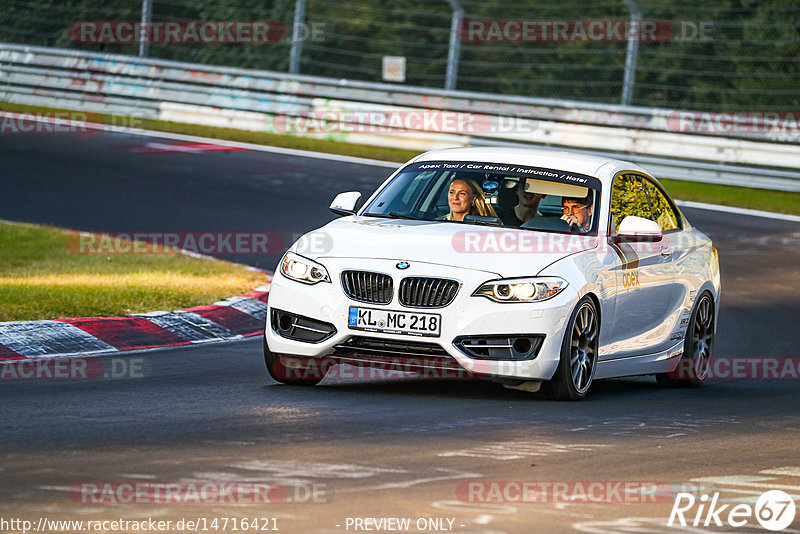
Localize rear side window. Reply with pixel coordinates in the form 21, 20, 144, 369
609, 174, 652, 233
642, 179, 680, 232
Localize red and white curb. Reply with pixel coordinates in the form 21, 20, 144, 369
0, 276, 272, 363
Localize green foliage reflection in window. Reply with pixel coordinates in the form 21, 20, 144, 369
610, 174, 652, 232
643, 181, 679, 232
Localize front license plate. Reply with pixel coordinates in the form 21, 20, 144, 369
348, 306, 441, 337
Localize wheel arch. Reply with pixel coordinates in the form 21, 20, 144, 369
693, 284, 719, 334
581, 291, 602, 327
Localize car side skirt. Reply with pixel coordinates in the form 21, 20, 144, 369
595, 340, 684, 379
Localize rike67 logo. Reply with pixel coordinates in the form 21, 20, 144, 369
669, 490, 796, 531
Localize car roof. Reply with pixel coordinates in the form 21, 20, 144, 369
411, 146, 647, 186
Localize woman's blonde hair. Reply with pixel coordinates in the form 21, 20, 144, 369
450, 178, 497, 218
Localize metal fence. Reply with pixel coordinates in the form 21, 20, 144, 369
2, 43, 799, 191
1, 0, 799, 111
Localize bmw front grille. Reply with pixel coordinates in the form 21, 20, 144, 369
398, 277, 459, 308
341, 270, 393, 304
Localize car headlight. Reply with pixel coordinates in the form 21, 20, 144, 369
473, 277, 568, 303
280, 252, 330, 284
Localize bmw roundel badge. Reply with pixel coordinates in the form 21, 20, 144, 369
396, 261, 410, 270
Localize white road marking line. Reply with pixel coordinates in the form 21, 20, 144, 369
143, 142, 207, 153
438, 441, 606, 460
473, 515, 494, 525
760, 466, 800, 477
430, 499, 517, 516
568, 417, 739, 438
690, 474, 800, 492
231, 460, 406, 478
676, 200, 800, 223
119, 473, 158, 479
37, 485, 73, 492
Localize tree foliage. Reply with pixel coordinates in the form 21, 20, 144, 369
1, 0, 797, 109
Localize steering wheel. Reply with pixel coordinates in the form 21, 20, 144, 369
520, 216, 573, 233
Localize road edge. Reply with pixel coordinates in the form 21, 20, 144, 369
0, 276, 271, 363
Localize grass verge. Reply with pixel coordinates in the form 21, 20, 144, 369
659, 178, 799, 215
0, 220, 265, 322
2, 101, 799, 216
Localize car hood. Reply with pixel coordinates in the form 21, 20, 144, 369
293, 216, 598, 278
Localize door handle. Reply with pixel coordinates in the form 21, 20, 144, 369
660, 248, 672, 257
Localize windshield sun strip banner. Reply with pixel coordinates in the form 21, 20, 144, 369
401, 161, 602, 190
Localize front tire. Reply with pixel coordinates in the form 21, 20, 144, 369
264, 335, 326, 386
544, 297, 599, 401
656, 293, 714, 388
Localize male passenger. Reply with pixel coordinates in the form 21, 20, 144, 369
497, 179, 546, 226
561, 193, 593, 232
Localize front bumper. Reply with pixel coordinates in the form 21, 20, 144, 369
265, 258, 579, 381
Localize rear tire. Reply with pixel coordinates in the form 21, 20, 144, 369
264, 335, 326, 386
543, 297, 599, 401
656, 293, 714, 388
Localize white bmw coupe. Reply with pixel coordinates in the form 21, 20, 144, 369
264, 147, 720, 400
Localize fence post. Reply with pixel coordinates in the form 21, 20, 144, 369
289, 0, 307, 74
139, 0, 152, 58
445, 0, 463, 91
621, 0, 641, 106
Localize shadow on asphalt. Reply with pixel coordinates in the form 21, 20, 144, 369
264, 374, 673, 401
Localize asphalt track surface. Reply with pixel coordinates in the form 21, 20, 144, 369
1, 131, 799, 533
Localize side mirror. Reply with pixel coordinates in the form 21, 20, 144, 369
616, 216, 663, 242
329, 191, 362, 216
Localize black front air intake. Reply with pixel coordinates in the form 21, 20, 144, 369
271, 309, 336, 343
329, 336, 463, 372
453, 335, 545, 360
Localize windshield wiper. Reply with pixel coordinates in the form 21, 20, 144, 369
388, 212, 423, 220
362, 212, 424, 221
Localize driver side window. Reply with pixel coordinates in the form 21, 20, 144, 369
610, 174, 652, 233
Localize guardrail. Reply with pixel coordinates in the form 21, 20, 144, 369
1, 43, 799, 191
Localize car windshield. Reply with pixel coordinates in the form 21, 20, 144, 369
362, 160, 602, 234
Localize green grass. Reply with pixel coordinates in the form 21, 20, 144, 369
0, 220, 266, 322
659, 178, 799, 215
2, 101, 798, 215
